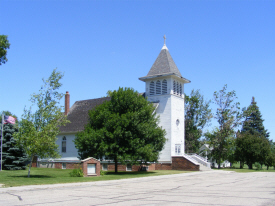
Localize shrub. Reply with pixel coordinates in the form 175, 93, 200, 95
254, 162, 262, 170
69, 168, 84, 177
100, 170, 106, 176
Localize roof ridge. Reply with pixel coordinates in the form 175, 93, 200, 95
75, 96, 111, 103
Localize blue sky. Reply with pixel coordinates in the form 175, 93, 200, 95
1, 0, 274, 141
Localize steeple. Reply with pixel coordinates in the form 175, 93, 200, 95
139, 36, 190, 83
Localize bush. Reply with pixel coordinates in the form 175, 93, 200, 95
100, 170, 106, 176
254, 162, 262, 170
69, 168, 84, 177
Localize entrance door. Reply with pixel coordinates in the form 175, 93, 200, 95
87, 164, 96, 175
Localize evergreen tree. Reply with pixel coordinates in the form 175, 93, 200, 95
236, 97, 270, 169
241, 97, 269, 138
2, 123, 28, 170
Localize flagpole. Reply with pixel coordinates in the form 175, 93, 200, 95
1, 112, 4, 171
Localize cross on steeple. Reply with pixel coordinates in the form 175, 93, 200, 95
163, 35, 166, 45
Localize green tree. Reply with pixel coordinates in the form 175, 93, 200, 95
184, 89, 212, 153
265, 141, 275, 170
204, 127, 235, 167
2, 123, 28, 170
236, 97, 271, 169
211, 85, 242, 169
14, 69, 69, 177
75, 87, 166, 173
241, 97, 269, 138
0, 35, 10, 65
235, 132, 270, 169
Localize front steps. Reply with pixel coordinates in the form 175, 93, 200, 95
185, 153, 211, 171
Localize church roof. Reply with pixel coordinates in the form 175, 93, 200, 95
59, 93, 147, 134
59, 97, 111, 133
145, 46, 182, 78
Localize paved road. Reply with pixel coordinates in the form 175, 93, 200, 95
1, 170, 275, 206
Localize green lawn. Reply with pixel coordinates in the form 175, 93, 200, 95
214, 163, 275, 173
0, 168, 191, 187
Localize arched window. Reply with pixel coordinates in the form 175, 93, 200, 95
62, 136, 66, 153
156, 80, 161, 95
173, 81, 176, 94
150, 81, 155, 95
180, 84, 182, 96
162, 79, 167, 94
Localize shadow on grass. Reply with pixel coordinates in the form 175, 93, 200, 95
10, 175, 53, 178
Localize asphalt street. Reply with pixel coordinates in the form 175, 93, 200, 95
0, 170, 275, 206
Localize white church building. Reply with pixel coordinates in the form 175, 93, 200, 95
37, 39, 211, 171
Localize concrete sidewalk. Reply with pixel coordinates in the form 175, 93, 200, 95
1, 170, 275, 206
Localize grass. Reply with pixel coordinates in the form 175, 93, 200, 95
213, 163, 275, 173
0, 168, 191, 188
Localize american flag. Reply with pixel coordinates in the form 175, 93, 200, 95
3, 115, 16, 124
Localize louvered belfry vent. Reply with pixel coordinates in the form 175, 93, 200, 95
150, 81, 155, 95
156, 80, 161, 95
162, 79, 167, 94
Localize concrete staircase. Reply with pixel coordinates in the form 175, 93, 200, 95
185, 153, 211, 171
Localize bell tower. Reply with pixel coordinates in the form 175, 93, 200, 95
139, 36, 190, 163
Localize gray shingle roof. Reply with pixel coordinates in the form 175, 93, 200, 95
59, 97, 111, 133
146, 47, 182, 77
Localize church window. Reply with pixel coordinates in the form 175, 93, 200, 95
162, 79, 167, 94
175, 144, 181, 155
173, 81, 176, 94
150, 81, 155, 95
179, 84, 182, 96
156, 80, 161, 95
62, 136, 66, 153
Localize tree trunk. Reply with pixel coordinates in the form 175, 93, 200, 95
248, 163, 253, 169
267, 166, 269, 170
114, 156, 118, 173
217, 154, 221, 169
28, 155, 33, 178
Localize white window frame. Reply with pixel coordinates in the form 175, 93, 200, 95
62, 163, 66, 169
102, 164, 108, 171
126, 164, 132, 171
